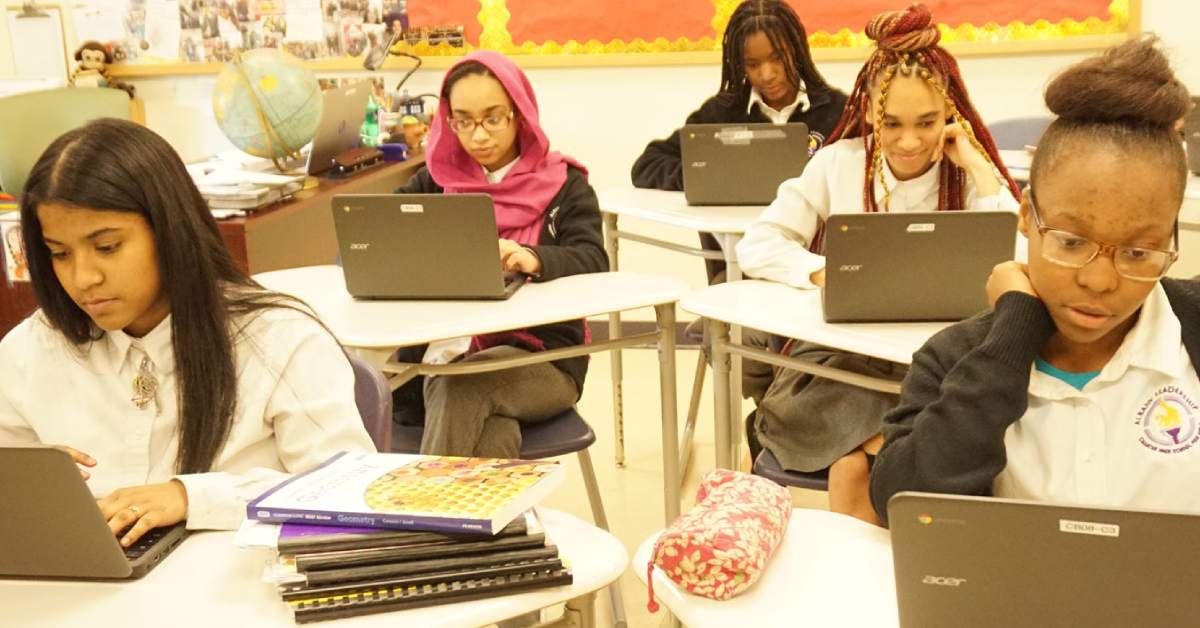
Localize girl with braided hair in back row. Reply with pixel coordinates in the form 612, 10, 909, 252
632, 0, 847, 282
735, 4, 1023, 524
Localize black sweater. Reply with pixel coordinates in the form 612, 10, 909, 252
869, 279, 1200, 524
394, 165, 608, 392
630, 87, 848, 191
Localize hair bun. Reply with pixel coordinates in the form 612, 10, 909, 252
866, 3, 941, 53
1045, 35, 1189, 128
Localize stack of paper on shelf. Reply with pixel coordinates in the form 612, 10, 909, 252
188, 150, 311, 213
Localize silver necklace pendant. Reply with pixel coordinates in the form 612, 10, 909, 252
131, 356, 158, 410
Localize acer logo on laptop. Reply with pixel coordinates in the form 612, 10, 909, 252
838, 264, 863, 272
922, 575, 967, 587
349, 243, 370, 251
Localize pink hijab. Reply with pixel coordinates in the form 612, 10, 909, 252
426, 51, 586, 246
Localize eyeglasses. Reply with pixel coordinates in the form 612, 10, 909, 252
447, 110, 513, 135
1025, 186, 1179, 282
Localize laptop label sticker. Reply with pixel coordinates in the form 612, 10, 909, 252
1059, 519, 1120, 537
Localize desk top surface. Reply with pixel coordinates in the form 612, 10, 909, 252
0, 508, 626, 628
597, 187, 765, 234
680, 280, 949, 364
254, 266, 688, 349
635, 508, 897, 628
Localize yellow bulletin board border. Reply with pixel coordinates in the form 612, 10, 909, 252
108, 0, 1140, 78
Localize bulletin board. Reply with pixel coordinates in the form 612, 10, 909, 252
100, 0, 1139, 77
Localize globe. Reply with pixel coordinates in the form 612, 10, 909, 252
212, 48, 322, 165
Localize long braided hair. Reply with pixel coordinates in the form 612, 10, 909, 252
716, 0, 835, 107
827, 4, 1020, 215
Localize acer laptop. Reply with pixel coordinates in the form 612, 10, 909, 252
0, 447, 188, 580
681, 122, 811, 205
306, 82, 372, 176
332, 193, 525, 300
888, 492, 1200, 628
821, 211, 1017, 322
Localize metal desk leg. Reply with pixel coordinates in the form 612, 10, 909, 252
655, 303, 681, 524
603, 212, 626, 467
722, 234, 745, 467
709, 319, 734, 470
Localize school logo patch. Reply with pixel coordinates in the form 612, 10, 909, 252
1134, 386, 1200, 454
808, 131, 826, 156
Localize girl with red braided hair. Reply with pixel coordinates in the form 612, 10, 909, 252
735, 4, 1022, 525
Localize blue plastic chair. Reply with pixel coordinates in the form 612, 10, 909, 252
752, 447, 830, 491
987, 116, 1053, 151
346, 352, 392, 452
392, 408, 627, 627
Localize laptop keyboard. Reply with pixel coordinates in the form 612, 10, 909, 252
120, 525, 173, 560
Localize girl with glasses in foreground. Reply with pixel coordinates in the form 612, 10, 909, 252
870, 36, 1199, 524
394, 51, 607, 458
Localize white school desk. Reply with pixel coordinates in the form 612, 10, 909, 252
254, 266, 689, 525
0, 509, 627, 628
680, 281, 949, 469
634, 508, 898, 628
597, 187, 765, 465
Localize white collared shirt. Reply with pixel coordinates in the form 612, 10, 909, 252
735, 136, 1022, 288
747, 84, 810, 124
483, 158, 518, 184
994, 284, 1200, 512
0, 306, 376, 530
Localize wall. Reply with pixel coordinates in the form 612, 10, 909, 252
4, 0, 1199, 294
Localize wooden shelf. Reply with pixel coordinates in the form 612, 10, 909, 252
106, 33, 1130, 79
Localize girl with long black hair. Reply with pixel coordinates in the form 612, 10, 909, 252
0, 119, 375, 546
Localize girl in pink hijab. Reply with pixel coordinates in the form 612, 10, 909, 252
394, 51, 607, 458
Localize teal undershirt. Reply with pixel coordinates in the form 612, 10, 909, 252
1034, 357, 1101, 391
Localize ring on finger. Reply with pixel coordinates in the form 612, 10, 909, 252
127, 505, 141, 516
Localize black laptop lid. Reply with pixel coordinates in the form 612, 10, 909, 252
681, 122, 811, 205
822, 211, 1018, 322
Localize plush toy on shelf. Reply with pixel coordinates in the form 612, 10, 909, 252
69, 41, 136, 98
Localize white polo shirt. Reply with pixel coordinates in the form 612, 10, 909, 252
0, 306, 377, 530
994, 283, 1200, 513
735, 137, 1022, 288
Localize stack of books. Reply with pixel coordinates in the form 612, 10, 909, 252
186, 150, 310, 213
238, 452, 572, 623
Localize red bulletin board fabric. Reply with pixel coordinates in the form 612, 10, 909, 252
409, 0, 483, 45
785, 0, 1116, 34
504, 0, 716, 44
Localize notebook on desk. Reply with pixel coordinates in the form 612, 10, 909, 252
888, 492, 1200, 628
0, 447, 188, 580
332, 193, 526, 300
681, 122, 811, 205
821, 211, 1017, 322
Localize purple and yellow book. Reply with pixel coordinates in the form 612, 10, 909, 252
248, 452, 564, 535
